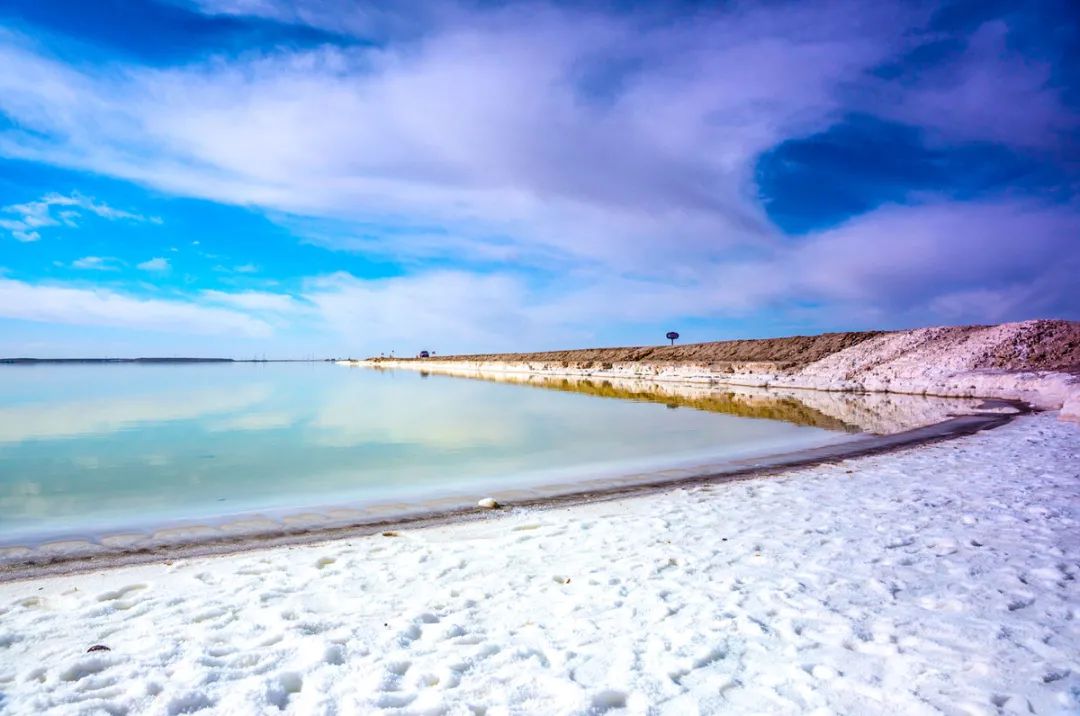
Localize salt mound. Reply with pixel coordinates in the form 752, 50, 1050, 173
800, 320, 1080, 381
789, 320, 1080, 418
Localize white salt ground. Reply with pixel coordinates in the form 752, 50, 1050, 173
1, 413, 1078, 715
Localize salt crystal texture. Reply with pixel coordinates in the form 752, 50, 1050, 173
0, 413, 1077, 714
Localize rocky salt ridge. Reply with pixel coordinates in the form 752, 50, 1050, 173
348, 320, 1080, 423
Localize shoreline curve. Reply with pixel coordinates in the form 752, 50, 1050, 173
0, 401, 1028, 584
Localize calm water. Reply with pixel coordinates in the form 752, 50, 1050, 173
0, 363, 858, 545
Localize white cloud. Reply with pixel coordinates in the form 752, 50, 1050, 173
292, 197, 1080, 353
179, 0, 447, 39
301, 271, 545, 352
137, 257, 170, 272
0, 192, 159, 242
202, 289, 302, 313
0, 278, 272, 337
72, 256, 120, 271
0, 4, 917, 273
3, 195, 1072, 358
0, 2, 1074, 352
871, 22, 1072, 150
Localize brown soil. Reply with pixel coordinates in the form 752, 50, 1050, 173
389, 331, 886, 369
377, 320, 1080, 374
978, 320, 1080, 372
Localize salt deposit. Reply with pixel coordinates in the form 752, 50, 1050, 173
1, 413, 1077, 714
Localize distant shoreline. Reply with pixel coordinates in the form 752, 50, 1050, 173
0, 358, 328, 364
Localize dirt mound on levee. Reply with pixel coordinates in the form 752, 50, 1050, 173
389, 320, 1080, 374
977, 320, 1080, 372
413, 331, 886, 369
797, 320, 1080, 381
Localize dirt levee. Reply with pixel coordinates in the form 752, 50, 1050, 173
401, 331, 886, 368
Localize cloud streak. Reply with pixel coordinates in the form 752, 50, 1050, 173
201, 289, 305, 313
136, 257, 171, 272
0, 191, 160, 242
0, 278, 272, 337
71, 256, 120, 271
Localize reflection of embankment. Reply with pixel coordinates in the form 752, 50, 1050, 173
398, 369, 991, 434
759, 388, 990, 435
506, 375, 858, 432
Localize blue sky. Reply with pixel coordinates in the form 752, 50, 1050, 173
0, 0, 1077, 358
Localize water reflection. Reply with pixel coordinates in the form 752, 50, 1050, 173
0, 363, 993, 547
402, 369, 992, 435
0, 384, 270, 443
512, 376, 859, 432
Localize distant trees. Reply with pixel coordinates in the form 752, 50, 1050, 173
666, 331, 680, 346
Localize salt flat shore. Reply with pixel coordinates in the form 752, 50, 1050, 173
1, 412, 1077, 715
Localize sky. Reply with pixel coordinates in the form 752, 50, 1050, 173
0, 0, 1077, 358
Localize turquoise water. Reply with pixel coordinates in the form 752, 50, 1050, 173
0, 363, 856, 545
